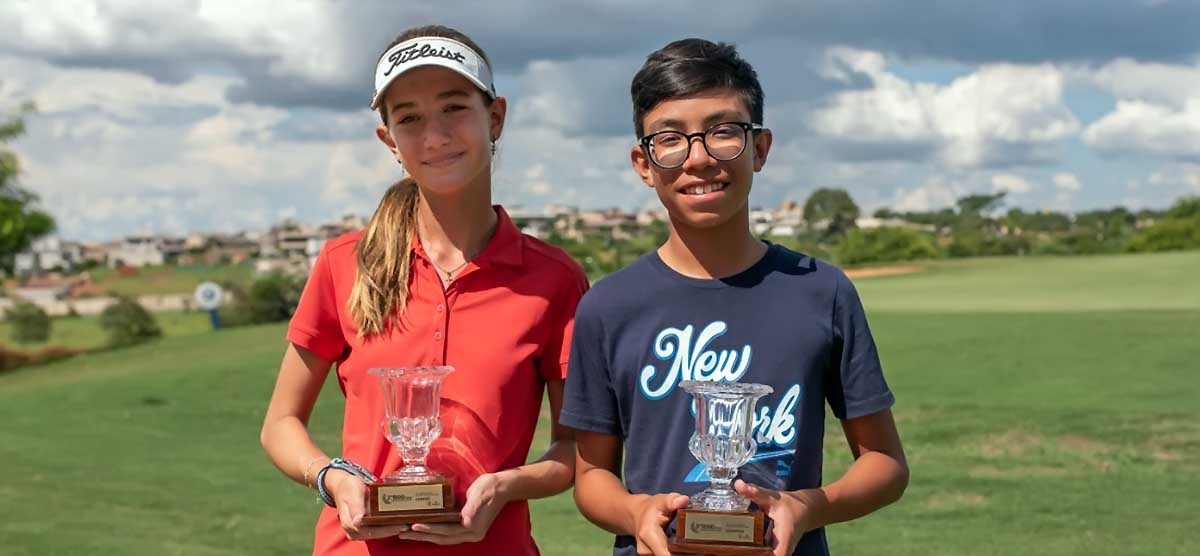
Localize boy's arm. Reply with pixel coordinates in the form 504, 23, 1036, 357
735, 408, 908, 556
575, 430, 689, 556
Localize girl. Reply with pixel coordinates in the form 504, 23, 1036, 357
261, 25, 587, 556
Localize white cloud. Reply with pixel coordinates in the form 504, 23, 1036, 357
1071, 58, 1200, 109
1053, 172, 1083, 192
1082, 98, 1200, 161
1072, 58, 1200, 162
1122, 164, 1200, 209
991, 173, 1033, 194
812, 47, 1080, 168
892, 178, 962, 212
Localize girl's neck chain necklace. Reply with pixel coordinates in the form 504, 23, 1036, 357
431, 258, 470, 282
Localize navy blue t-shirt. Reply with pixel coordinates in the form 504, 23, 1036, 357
561, 243, 895, 556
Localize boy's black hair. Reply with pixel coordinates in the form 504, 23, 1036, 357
630, 38, 765, 138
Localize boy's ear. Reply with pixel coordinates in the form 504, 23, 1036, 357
752, 128, 773, 172
630, 144, 656, 188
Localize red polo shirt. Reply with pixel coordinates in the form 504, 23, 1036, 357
287, 206, 587, 556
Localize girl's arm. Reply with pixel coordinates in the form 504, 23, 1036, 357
261, 343, 408, 540
491, 378, 576, 502
260, 343, 335, 487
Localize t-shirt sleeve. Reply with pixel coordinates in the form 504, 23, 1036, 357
286, 244, 348, 362
825, 271, 895, 420
537, 268, 589, 383
560, 297, 622, 435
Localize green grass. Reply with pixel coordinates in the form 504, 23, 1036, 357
0, 311, 212, 351
87, 262, 255, 296
854, 250, 1200, 312
1, 253, 1198, 555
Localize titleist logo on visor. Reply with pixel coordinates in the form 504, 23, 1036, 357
383, 43, 468, 76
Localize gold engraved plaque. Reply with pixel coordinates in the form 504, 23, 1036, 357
377, 484, 445, 511
682, 512, 756, 543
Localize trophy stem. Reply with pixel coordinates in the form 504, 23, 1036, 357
690, 467, 750, 511
384, 444, 441, 482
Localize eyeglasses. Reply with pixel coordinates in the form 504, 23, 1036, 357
639, 121, 764, 169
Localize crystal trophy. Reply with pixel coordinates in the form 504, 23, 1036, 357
362, 366, 460, 525
670, 380, 774, 555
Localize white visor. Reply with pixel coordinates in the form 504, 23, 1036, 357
370, 36, 495, 110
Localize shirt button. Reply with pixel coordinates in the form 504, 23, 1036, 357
434, 331, 443, 340
436, 304, 445, 312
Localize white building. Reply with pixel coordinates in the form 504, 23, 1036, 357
107, 235, 184, 268
13, 236, 82, 276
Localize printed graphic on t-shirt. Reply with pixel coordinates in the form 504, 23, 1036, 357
637, 320, 798, 483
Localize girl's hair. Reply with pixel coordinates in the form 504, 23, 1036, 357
348, 25, 492, 337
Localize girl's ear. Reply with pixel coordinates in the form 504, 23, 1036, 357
377, 124, 400, 158
488, 96, 507, 142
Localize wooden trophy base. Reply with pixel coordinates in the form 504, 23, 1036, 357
362, 479, 460, 526
668, 508, 772, 555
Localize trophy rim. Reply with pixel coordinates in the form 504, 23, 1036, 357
678, 380, 773, 397
368, 365, 456, 379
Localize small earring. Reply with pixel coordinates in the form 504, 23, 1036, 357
491, 141, 497, 156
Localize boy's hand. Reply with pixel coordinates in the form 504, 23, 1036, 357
630, 492, 689, 556
734, 479, 821, 556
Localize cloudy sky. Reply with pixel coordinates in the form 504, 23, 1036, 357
3, 0, 1200, 241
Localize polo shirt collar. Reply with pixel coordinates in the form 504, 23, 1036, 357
410, 205, 523, 267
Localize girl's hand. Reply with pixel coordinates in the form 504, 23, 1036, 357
395, 472, 507, 545
326, 469, 410, 540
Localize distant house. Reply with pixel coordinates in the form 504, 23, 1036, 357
573, 208, 638, 241
108, 235, 184, 268
855, 217, 937, 233
177, 232, 260, 265
750, 200, 805, 237
13, 236, 82, 276
256, 214, 364, 274
508, 207, 561, 238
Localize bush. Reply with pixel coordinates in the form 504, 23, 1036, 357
5, 300, 50, 344
218, 273, 305, 327
1124, 217, 1200, 253
834, 227, 940, 266
216, 282, 255, 327
248, 272, 305, 324
99, 296, 162, 347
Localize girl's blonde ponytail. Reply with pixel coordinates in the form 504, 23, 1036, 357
348, 177, 420, 336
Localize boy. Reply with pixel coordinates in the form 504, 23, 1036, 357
561, 39, 909, 556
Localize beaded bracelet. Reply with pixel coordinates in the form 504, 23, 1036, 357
316, 457, 378, 507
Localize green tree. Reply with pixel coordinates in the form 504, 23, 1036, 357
1, 101, 55, 274
956, 192, 1007, 217
803, 188, 860, 239
1124, 197, 1200, 253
